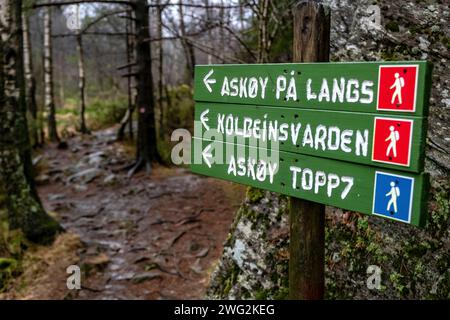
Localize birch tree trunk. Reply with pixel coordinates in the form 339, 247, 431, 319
257, 0, 269, 63
43, 6, 59, 142
76, 33, 89, 134
22, 9, 39, 147
0, 0, 60, 244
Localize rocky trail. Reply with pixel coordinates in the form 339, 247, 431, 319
8, 128, 245, 299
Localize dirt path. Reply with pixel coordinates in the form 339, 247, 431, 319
17, 128, 244, 299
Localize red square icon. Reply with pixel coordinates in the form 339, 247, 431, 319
372, 117, 413, 167
377, 65, 418, 112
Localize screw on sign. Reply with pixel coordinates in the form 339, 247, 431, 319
372, 117, 413, 167
377, 65, 418, 112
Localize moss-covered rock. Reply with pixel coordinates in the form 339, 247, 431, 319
206, 191, 289, 299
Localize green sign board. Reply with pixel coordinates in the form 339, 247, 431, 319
194, 102, 426, 173
191, 61, 431, 226
194, 61, 431, 116
191, 138, 428, 226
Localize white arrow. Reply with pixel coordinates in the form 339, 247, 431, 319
203, 69, 216, 93
202, 143, 213, 168
200, 109, 210, 131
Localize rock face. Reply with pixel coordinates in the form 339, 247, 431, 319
207, 0, 449, 300
208, 189, 289, 299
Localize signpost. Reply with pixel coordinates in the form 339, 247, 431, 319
190, 1, 431, 300
191, 138, 428, 226
194, 103, 426, 172
194, 62, 431, 116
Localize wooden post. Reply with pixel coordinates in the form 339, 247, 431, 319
289, 1, 330, 300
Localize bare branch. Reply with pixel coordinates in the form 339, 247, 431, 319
82, 9, 129, 32
162, 21, 247, 64
33, 0, 244, 10
121, 72, 138, 78
53, 32, 131, 37
117, 62, 137, 70
33, 0, 133, 8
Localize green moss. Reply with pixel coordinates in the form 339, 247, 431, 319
0, 258, 17, 269
442, 37, 450, 49
253, 277, 289, 300
275, 195, 288, 221
409, 26, 422, 35
380, 40, 415, 61
0, 258, 18, 291
57, 96, 128, 131
403, 238, 431, 258
273, 287, 289, 300
246, 187, 265, 203
430, 252, 450, 299
380, 49, 400, 61
240, 204, 257, 221
390, 272, 409, 296
254, 289, 268, 300
426, 189, 450, 237
222, 262, 240, 296
241, 288, 251, 299
385, 21, 400, 32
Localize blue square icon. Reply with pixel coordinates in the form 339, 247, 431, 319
372, 171, 414, 223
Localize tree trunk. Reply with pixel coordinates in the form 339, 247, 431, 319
178, 1, 195, 83
127, 9, 135, 140
204, 0, 212, 64
156, 0, 164, 138
257, 0, 269, 63
76, 33, 89, 134
0, 0, 60, 244
117, 10, 135, 141
239, 0, 245, 30
219, 0, 225, 62
22, 9, 39, 147
43, 6, 59, 143
129, 0, 159, 175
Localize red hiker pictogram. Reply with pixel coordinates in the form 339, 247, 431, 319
385, 125, 400, 158
372, 117, 413, 167
377, 65, 418, 112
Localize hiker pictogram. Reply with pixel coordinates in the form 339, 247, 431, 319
386, 181, 400, 213
373, 172, 414, 223
390, 73, 405, 105
377, 65, 418, 112
372, 117, 413, 167
385, 125, 400, 158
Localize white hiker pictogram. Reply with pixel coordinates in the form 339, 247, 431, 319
386, 181, 400, 213
390, 72, 405, 104
385, 125, 400, 157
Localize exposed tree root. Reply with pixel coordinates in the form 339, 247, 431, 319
124, 157, 152, 178
127, 158, 144, 178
